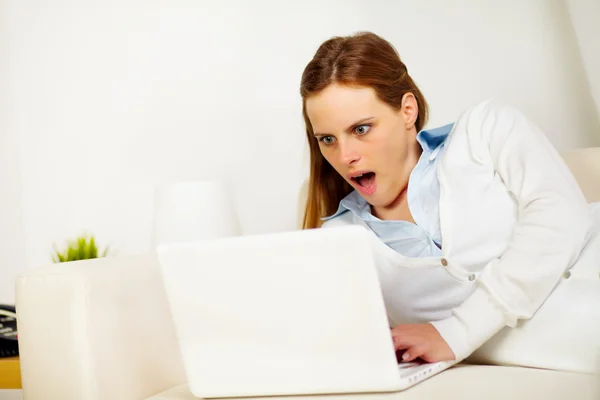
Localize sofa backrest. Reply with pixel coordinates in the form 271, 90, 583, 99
561, 147, 600, 203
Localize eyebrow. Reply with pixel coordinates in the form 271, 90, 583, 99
313, 117, 375, 136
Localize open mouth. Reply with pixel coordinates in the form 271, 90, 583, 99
351, 172, 376, 195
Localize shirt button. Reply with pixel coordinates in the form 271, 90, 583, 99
440, 258, 448, 267
563, 271, 571, 279
468, 274, 476, 281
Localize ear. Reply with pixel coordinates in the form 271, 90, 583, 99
400, 92, 419, 130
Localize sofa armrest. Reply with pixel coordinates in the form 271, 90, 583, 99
561, 147, 600, 203
15, 254, 186, 400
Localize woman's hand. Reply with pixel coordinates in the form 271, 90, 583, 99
391, 323, 455, 363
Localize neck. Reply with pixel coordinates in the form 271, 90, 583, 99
371, 138, 422, 222
372, 188, 413, 222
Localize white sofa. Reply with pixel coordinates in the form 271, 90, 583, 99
14, 148, 600, 400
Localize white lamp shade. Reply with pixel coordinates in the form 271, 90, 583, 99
151, 180, 241, 248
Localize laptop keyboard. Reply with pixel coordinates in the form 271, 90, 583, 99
397, 361, 442, 383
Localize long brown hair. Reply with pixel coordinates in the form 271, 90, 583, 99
300, 31, 429, 229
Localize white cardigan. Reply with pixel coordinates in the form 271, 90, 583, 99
323, 99, 594, 362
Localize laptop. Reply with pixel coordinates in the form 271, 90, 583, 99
156, 225, 457, 398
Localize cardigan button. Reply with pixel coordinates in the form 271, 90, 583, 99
563, 271, 571, 279
440, 258, 448, 267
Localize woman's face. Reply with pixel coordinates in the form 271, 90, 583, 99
305, 83, 420, 211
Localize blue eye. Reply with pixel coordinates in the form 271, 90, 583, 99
319, 136, 336, 145
354, 124, 371, 135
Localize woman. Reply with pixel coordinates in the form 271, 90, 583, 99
299, 31, 600, 372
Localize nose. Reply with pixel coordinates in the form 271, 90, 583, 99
338, 139, 360, 166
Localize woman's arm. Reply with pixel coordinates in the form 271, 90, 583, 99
430, 99, 593, 362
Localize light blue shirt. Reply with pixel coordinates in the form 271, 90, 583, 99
322, 123, 453, 258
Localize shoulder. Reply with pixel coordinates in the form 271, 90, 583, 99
320, 211, 387, 255
444, 98, 534, 152
455, 98, 529, 132
321, 209, 355, 229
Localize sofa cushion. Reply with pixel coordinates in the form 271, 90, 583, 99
146, 364, 600, 400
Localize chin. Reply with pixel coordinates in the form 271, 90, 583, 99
363, 194, 390, 208
372, 189, 405, 208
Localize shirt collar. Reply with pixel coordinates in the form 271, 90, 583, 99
321, 123, 454, 221
416, 123, 454, 152
321, 190, 368, 222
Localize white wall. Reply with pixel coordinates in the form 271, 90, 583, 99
3, 0, 600, 301
566, 0, 600, 123
0, 4, 27, 304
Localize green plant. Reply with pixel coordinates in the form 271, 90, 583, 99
52, 233, 110, 263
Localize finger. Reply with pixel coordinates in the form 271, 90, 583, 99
400, 344, 428, 363
392, 334, 404, 350
392, 334, 419, 351
395, 349, 406, 363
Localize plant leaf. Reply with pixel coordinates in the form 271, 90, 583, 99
89, 237, 97, 258
51, 233, 110, 263
78, 237, 87, 260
